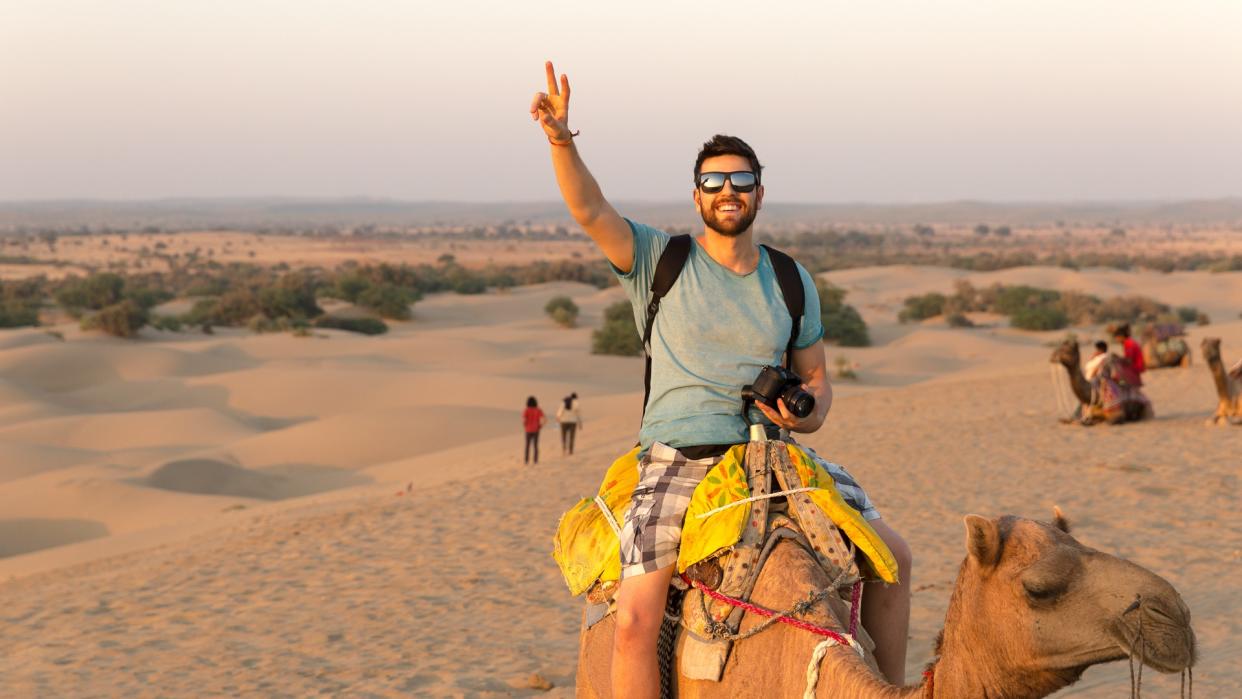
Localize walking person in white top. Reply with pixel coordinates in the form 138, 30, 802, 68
556, 392, 583, 455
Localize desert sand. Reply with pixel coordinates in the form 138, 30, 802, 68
0, 266, 1239, 697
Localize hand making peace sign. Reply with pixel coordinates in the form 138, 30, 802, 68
530, 61, 574, 144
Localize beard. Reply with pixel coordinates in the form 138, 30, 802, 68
700, 198, 758, 237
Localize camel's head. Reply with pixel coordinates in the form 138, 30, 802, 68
1049, 339, 1080, 369
1201, 337, 1221, 364
941, 512, 1195, 694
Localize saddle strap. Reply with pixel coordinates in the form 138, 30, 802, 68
712, 440, 775, 614
768, 443, 860, 580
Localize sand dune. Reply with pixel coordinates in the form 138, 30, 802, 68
0, 407, 260, 452
142, 458, 368, 501
0, 267, 1238, 697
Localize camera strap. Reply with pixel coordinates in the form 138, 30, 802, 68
640, 235, 805, 420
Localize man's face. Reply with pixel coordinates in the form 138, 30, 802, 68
694, 154, 763, 238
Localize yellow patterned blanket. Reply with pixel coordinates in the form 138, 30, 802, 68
553, 444, 897, 596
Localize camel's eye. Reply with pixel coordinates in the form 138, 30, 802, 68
1023, 580, 1066, 604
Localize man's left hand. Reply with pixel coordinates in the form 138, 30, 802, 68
754, 389, 819, 433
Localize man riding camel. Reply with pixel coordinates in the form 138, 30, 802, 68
530, 61, 912, 697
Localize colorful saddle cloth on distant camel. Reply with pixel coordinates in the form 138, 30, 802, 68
552, 443, 898, 596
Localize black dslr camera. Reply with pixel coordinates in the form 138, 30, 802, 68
741, 365, 815, 419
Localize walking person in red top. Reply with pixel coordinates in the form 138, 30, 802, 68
522, 396, 548, 464
1113, 323, 1146, 386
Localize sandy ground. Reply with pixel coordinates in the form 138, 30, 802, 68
0, 266, 1239, 698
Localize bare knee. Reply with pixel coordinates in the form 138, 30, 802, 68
613, 600, 663, 652
889, 532, 913, 582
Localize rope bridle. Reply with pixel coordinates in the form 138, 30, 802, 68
679, 568, 868, 699
1049, 362, 1080, 422
1122, 595, 1193, 699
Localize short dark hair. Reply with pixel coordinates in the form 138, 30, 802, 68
526, 396, 537, 408
1113, 323, 1131, 339
694, 134, 763, 185
1095, 340, 1108, 353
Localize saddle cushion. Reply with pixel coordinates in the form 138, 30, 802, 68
553, 446, 641, 596
552, 444, 898, 596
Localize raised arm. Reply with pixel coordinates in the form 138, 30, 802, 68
530, 61, 634, 272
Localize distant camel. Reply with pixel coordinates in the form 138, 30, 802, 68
576, 512, 1195, 698
1050, 340, 1152, 425
1201, 337, 1241, 426
1141, 323, 1192, 369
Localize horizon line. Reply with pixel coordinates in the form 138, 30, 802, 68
2, 195, 1241, 207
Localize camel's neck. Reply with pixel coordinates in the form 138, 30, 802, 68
1060, 361, 1092, 405
1206, 353, 1233, 403
810, 659, 924, 699
931, 647, 1066, 699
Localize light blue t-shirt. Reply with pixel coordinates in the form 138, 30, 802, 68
615, 219, 824, 453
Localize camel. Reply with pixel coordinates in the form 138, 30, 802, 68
576, 512, 1196, 698
1201, 337, 1242, 426
1141, 323, 1192, 369
1050, 340, 1153, 425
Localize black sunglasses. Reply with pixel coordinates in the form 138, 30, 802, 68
696, 171, 758, 194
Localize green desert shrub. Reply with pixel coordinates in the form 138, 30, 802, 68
545, 295, 579, 327
149, 315, 183, 332
314, 316, 389, 335
247, 315, 292, 333
82, 300, 148, 338
945, 312, 974, 328
257, 272, 322, 320
993, 285, 1061, 316
356, 283, 414, 320
817, 280, 870, 347
55, 272, 124, 313
0, 279, 42, 328
1010, 305, 1068, 331
333, 271, 372, 303
1055, 290, 1102, 326
1176, 306, 1210, 325
897, 292, 946, 323
592, 300, 642, 356
205, 290, 261, 326
0, 303, 39, 328
123, 286, 174, 310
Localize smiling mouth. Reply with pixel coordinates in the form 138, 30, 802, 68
716, 201, 743, 214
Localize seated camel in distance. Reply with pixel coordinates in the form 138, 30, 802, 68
1050, 339, 1153, 425
1201, 337, 1242, 426
576, 511, 1195, 698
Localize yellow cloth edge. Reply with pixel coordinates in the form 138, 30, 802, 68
786, 444, 899, 584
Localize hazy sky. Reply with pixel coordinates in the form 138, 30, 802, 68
4, 1, 1240, 202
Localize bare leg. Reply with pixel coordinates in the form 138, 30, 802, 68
862, 518, 912, 686
611, 565, 675, 699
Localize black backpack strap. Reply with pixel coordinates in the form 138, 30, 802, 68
641, 234, 692, 417
760, 244, 805, 369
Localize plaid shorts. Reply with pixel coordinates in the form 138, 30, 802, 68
618, 441, 880, 579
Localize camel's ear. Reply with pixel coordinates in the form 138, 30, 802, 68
964, 514, 1001, 568
1052, 506, 1071, 533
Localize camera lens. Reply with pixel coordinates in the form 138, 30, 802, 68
781, 386, 815, 418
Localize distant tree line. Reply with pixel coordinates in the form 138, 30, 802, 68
0, 254, 617, 338
897, 280, 1210, 332
764, 229, 1242, 274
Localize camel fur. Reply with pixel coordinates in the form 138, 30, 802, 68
575, 512, 1195, 699
1201, 337, 1242, 425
